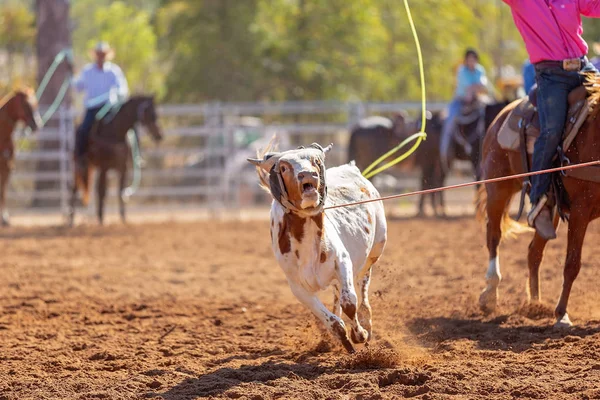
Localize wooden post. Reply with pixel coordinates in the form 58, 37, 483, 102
33, 0, 72, 207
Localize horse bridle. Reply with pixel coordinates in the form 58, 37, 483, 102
268, 145, 328, 217
137, 100, 150, 123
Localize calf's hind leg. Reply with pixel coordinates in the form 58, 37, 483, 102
356, 241, 385, 341
337, 256, 369, 345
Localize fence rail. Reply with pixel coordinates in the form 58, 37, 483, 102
7, 100, 455, 219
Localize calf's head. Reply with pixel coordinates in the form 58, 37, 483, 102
248, 143, 333, 214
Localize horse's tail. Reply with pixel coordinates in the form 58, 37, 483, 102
475, 184, 530, 240
75, 164, 93, 206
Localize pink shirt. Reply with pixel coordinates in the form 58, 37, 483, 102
503, 0, 600, 63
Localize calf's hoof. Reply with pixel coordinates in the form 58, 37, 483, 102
350, 326, 369, 344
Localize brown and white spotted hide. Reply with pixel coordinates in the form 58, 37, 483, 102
249, 145, 387, 353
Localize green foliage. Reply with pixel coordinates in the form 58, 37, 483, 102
72, 0, 165, 98
253, 0, 389, 101
0, 0, 538, 103
0, 1, 34, 50
155, 0, 268, 102
0, 1, 35, 90
157, 0, 529, 102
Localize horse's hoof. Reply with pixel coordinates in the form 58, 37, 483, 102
554, 314, 573, 329
479, 287, 498, 314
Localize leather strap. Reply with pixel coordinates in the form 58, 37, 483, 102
516, 113, 534, 221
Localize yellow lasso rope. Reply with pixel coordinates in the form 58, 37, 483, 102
362, 0, 427, 180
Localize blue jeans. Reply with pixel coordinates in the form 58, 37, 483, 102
440, 98, 462, 168
76, 106, 103, 157
530, 61, 597, 204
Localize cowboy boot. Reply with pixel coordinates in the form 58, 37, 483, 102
527, 195, 556, 240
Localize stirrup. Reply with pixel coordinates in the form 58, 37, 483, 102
527, 195, 549, 228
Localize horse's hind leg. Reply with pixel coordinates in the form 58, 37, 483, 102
97, 168, 107, 225
479, 181, 514, 314
417, 167, 429, 217
68, 182, 77, 227
527, 212, 560, 303
555, 207, 590, 328
118, 164, 127, 224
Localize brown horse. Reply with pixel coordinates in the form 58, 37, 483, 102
0, 89, 42, 226
348, 112, 446, 217
69, 96, 162, 226
477, 79, 600, 327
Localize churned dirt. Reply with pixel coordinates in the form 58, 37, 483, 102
2, 217, 600, 399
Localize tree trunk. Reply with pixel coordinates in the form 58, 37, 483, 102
33, 0, 71, 207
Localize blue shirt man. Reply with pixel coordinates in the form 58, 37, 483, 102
72, 42, 130, 157
455, 64, 488, 98
440, 49, 488, 170
522, 59, 536, 93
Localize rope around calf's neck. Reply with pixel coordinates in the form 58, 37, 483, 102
324, 160, 600, 211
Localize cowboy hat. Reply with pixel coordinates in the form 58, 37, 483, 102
88, 41, 115, 61
593, 40, 600, 56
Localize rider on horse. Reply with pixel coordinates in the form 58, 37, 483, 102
440, 48, 489, 170
503, 0, 599, 240
71, 42, 142, 165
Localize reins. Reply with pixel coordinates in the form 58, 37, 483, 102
324, 160, 600, 211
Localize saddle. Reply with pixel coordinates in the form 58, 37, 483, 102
497, 85, 595, 220
497, 85, 589, 155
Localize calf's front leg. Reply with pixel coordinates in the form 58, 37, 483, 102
289, 282, 355, 353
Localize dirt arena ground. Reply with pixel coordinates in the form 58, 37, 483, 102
2, 216, 600, 399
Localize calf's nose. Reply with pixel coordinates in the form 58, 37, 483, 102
298, 171, 318, 183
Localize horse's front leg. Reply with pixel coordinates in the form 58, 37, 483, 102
336, 253, 368, 344
288, 282, 355, 353
527, 212, 560, 303
555, 207, 590, 328
97, 168, 108, 225
479, 181, 513, 313
0, 161, 10, 226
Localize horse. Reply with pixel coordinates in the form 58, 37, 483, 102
476, 77, 600, 328
445, 98, 509, 183
347, 111, 446, 217
69, 96, 162, 226
0, 89, 42, 226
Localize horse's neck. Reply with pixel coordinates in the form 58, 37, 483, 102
109, 101, 138, 140
0, 100, 16, 143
